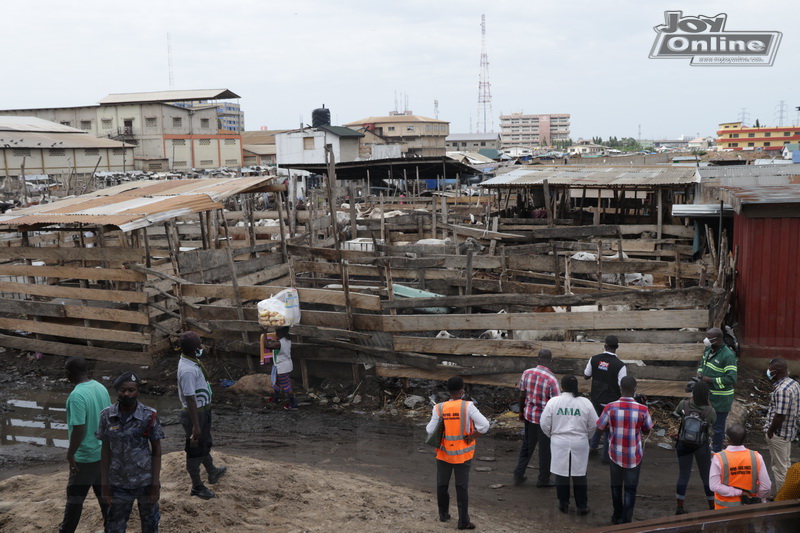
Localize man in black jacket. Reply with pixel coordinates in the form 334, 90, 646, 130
584, 335, 627, 463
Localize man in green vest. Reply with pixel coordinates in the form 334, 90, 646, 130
697, 327, 737, 452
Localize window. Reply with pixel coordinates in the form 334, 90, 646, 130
80, 120, 92, 131
764, 142, 771, 147
224, 139, 236, 145
764, 132, 771, 137
145, 117, 157, 128
85, 149, 99, 156
747, 142, 755, 147
388, 126, 395, 132
406, 125, 415, 132
303, 137, 315, 150
225, 159, 238, 165
102, 119, 113, 129
731, 133, 739, 138
172, 117, 183, 128
112, 148, 124, 155
784, 132, 791, 136
173, 161, 187, 167
199, 139, 211, 146
748, 133, 755, 137
434, 125, 439, 131
481, 142, 486, 146
49, 148, 66, 157
425, 125, 431, 132
172, 139, 186, 146
730, 142, 739, 147
200, 118, 210, 128
12, 148, 31, 157
200, 159, 214, 166
441, 126, 447, 133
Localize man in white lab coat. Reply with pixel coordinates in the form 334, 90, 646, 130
540, 374, 599, 515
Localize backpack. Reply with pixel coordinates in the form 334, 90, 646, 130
678, 404, 711, 448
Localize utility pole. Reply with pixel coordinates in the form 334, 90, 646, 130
477, 14, 493, 133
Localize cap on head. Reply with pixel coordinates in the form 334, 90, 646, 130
447, 376, 465, 392
113, 371, 140, 390
179, 331, 202, 355
605, 335, 619, 349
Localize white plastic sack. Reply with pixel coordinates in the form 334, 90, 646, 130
257, 288, 301, 327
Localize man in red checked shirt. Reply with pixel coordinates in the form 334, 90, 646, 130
597, 376, 653, 525
513, 349, 560, 487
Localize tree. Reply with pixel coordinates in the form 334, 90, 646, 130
755, 119, 761, 128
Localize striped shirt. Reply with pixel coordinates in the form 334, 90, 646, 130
597, 397, 653, 469
766, 376, 800, 440
519, 366, 560, 424
178, 356, 212, 409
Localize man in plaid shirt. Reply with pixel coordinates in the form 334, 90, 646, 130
513, 349, 560, 487
597, 376, 653, 524
764, 357, 800, 495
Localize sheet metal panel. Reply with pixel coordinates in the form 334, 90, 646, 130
734, 214, 800, 359
480, 166, 698, 188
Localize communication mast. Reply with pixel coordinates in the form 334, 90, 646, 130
477, 14, 493, 133
167, 33, 174, 89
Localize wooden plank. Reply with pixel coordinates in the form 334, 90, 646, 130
392, 336, 700, 361
440, 222, 524, 240
381, 287, 723, 311
382, 309, 709, 332
0, 281, 149, 303
505, 255, 707, 278
181, 284, 382, 311
0, 247, 144, 262
0, 333, 150, 363
0, 264, 145, 282
0, 317, 151, 345
374, 364, 688, 396
185, 304, 385, 331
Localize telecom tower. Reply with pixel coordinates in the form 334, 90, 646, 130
477, 14, 493, 133
775, 100, 788, 127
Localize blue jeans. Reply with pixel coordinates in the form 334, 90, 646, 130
609, 462, 641, 523
711, 410, 728, 453
107, 485, 159, 533
676, 441, 713, 500
513, 420, 552, 483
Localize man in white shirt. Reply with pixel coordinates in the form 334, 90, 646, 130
709, 423, 771, 508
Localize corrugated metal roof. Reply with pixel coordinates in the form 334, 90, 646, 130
98, 89, 240, 105
0, 116, 84, 133
0, 176, 273, 232
479, 166, 698, 188
698, 165, 800, 181
319, 125, 364, 138
721, 184, 800, 214
243, 144, 276, 156
343, 115, 448, 125
0, 131, 133, 149
672, 204, 734, 217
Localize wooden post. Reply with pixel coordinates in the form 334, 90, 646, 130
597, 240, 604, 293
489, 217, 499, 256
431, 196, 438, 238
218, 208, 254, 371
465, 248, 474, 314
565, 254, 572, 295
275, 190, 288, 262
552, 242, 561, 294
349, 181, 357, 240
380, 193, 385, 244
325, 144, 354, 330
617, 232, 627, 287
594, 188, 601, 225
440, 196, 448, 239
543, 180, 554, 227
246, 195, 257, 257
288, 173, 297, 237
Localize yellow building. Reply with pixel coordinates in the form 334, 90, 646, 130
717, 122, 800, 152
343, 112, 449, 157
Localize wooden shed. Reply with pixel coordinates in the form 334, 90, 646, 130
722, 185, 800, 367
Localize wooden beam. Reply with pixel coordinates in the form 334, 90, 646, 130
0, 247, 144, 262
0, 333, 149, 364
0, 281, 149, 303
0, 264, 146, 282
0, 317, 151, 345
180, 283, 382, 311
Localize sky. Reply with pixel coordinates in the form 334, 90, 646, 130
2, 1, 797, 141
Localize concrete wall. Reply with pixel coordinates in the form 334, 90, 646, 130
1, 146, 135, 176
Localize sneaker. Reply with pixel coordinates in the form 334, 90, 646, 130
439, 513, 451, 522
457, 523, 476, 530
284, 404, 298, 411
513, 475, 527, 486
208, 466, 227, 484
675, 507, 688, 515
191, 485, 216, 499
577, 507, 590, 516
558, 503, 569, 514
536, 479, 555, 488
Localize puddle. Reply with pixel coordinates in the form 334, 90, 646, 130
2, 390, 177, 449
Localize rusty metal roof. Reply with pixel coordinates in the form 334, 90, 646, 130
480, 166, 698, 188
721, 184, 800, 215
0, 176, 273, 232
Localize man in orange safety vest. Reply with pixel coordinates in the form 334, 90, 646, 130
709, 423, 771, 508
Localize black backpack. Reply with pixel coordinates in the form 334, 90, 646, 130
678, 404, 711, 448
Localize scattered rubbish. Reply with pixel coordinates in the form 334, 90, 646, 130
656, 429, 666, 437
474, 466, 492, 472
477, 456, 496, 462
219, 379, 236, 387
657, 443, 672, 450
489, 484, 504, 489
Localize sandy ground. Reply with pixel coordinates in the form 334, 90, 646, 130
0, 348, 790, 532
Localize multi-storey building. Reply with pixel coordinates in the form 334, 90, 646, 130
445, 132, 502, 151
717, 121, 800, 152
0, 89, 244, 171
498, 112, 570, 149
343, 112, 449, 157
173, 100, 244, 132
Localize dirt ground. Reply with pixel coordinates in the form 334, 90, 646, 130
0, 346, 786, 532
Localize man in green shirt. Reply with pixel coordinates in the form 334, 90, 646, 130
697, 327, 737, 453
59, 356, 112, 533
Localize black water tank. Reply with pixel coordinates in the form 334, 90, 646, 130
312, 106, 331, 128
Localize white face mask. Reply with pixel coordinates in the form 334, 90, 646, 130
195, 347, 204, 358
766, 369, 775, 380
703, 337, 712, 348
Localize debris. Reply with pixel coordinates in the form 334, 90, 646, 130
657, 443, 672, 450
474, 467, 492, 472
489, 484, 504, 489
476, 456, 496, 462
403, 395, 427, 409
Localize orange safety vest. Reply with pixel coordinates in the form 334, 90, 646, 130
713, 449, 761, 509
435, 400, 475, 464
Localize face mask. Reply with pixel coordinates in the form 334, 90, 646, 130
703, 337, 712, 348
118, 396, 137, 408
766, 369, 776, 380
195, 347, 204, 358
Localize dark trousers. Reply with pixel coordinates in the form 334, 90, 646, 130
59, 460, 108, 533
513, 420, 552, 483
609, 462, 641, 524
106, 485, 160, 533
711, 410, 728, 453
590, 403, 611, 463
676, 442, 714, 499
180, 409, 217, 488
555, 453, 588, 509
436, 459, 471, 527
